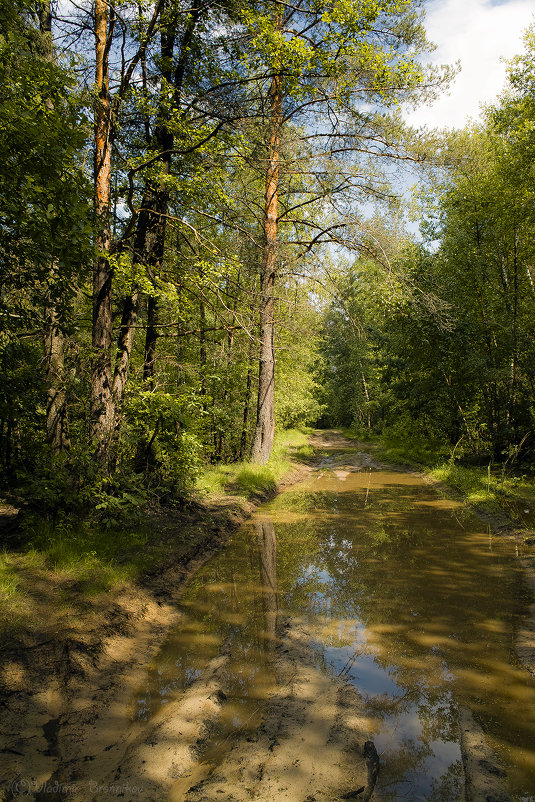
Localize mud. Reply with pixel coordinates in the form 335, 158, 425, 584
1, 432, 535, 801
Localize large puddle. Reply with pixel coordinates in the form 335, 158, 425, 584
134, 454, 535, 800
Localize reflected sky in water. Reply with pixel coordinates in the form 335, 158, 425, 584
134, 462, 535, 801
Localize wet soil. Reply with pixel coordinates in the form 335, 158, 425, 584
1, 432, 535, 801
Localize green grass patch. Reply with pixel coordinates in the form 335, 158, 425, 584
0, 517, 152, 641
430, 463, 502, 513
23, 516, 148, 581
196, 427, 314, 499
429, 462, 535, 522
0, 515, 173, 644
369, 426, 535, 523
231, 465, 277, 496
0, 554, 31, 638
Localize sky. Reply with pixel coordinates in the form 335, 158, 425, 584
406, 0, 534, 130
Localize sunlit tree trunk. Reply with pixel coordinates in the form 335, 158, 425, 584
251, 74, 282, 464
91, 0, 114, 459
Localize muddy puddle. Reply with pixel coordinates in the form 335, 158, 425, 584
134, 454, 535, 801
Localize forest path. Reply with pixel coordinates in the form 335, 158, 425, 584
3, 431, 534, 802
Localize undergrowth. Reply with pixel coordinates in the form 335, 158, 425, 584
350, 424, 535, 526
196, 428, 313, 497
0, 427, 314, 643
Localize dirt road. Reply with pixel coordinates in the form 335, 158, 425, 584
2, 431, 530, 801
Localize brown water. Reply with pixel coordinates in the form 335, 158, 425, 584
134, 455, 535, 801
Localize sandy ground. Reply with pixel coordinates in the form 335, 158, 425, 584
1, 431, 533, 801
32, 618, 373, 802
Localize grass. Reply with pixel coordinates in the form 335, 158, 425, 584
356, 426, 535, 526
429, 463, 503, 513
0, 427, 315, 646
429, 461, 535, 523
196, 427, 313, 498
0, 553, 26, 632
0, 525, 140, 645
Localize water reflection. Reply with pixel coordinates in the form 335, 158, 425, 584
134, 464, 535, 800
134, 514, 280, 765
266, 469, 535, 800
256, 519, 278, 642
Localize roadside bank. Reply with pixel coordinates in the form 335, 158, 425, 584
0, 431, 315, 801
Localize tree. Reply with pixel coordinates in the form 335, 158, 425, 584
237, 0, 447, 462
0, 0, 90, 470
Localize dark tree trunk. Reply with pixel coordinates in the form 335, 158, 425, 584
91, 0, 114, 459
239, 335, 256, 460
44, 308, 70, 455
111, 189, 158, 416
199, 297, 207, 403
38, 5, 70, 456
143, 295, 158, 386
138, 0, 201, 393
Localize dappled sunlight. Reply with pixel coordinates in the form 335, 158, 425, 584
124, 451, 535, 799
259, 462, 535, 798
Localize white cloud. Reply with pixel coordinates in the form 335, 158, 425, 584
406, 0, 534, 130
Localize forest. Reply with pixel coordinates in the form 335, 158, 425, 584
1, 0, 535, 517
3, 2, 535, 798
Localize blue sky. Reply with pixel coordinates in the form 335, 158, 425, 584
406, 0, 534, 129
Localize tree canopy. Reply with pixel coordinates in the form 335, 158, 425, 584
2, 2, 534, 514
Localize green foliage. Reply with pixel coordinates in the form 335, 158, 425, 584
0, 3, 90, 327
121, 388, 205, 497
380, 416, 451, 467
318, 40, 535, 466
242, 0, 441, 103
0, 340, 46, 478
89, 478, 148, 529
316, 253, 412, 431
0, 0, 453, 523
276, 298, 325, 429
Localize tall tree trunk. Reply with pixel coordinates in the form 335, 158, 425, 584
38, 4, 70, 456
239, 335, 256, 460
91, 0, 114, 459
43, 307, 70, 455
138, 1, 200, 391
143, 295, 158, 386
37, 0, 52, 54
112, 290, 139, 411
507, 227, 519, 431
199, 296, 207, 402
251, 74, 282, 464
